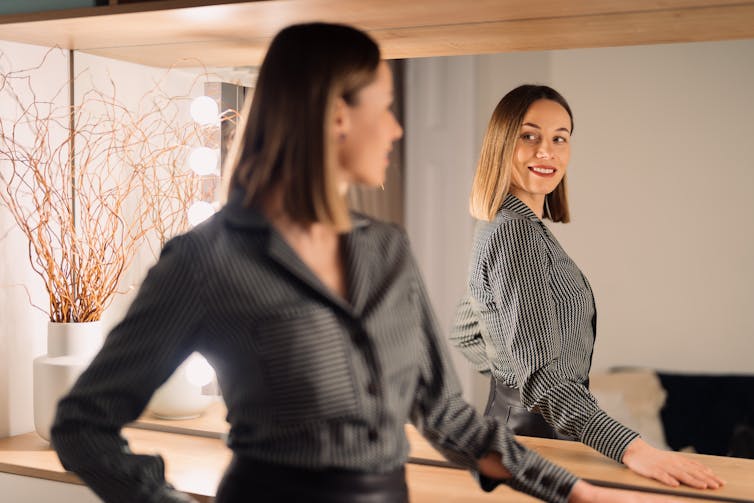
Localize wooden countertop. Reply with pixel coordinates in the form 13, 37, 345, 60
0, 428, 539, 502
2, 405, 753, 502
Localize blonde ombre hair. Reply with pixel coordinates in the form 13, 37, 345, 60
226, 23, 380, 231
470, 85, 573, 223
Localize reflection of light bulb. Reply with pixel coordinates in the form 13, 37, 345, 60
188, 147, 219, 176
187, 201, 215, 227
190, 96, 219, 125
185, 353, 215, 387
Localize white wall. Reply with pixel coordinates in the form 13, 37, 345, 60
405, 39, 754, 400
0, 41, 66, 438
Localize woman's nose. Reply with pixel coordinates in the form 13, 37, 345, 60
535, 143, 554, 160
393, 115, 404, 140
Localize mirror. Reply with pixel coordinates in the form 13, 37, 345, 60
70, 37, 754, 459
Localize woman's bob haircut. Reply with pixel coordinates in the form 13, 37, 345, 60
470, 84, 574, 223
225, 23, 380, 231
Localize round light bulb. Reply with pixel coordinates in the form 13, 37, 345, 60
190, 95, 219, 126
185, 353, 215, 387
187, 201, 216, 227
187, 147, 219, 176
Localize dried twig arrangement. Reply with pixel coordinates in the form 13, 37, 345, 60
0, 50, 230, 322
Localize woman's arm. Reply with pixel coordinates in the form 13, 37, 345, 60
483, 219, 722, 489
51, 235, 207, 503
477, 454, 691, 503
448, 293, 491, 373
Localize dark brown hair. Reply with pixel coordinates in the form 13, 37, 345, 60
470, 84, 574, 223
226, 23, 380, 230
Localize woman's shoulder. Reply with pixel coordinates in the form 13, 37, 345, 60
481, 210, 545, 244
156, 212, 229, 265
350, 211, 409, 246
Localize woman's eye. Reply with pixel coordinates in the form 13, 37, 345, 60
521, 133, 538, 142
554, 136, 568, 144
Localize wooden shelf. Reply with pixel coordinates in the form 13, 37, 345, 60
1, 1, 753, 68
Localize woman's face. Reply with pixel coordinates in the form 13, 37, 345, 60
336, 61, 403, 189
510, 99, 572, 208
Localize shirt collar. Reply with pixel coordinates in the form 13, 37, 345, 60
500, 193, 541, 222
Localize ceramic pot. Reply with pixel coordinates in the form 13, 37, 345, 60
33, 321, 104, 440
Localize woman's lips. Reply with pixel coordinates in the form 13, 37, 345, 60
528, 165, 557, 177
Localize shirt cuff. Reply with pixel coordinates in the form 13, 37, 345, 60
581, 409, 640, 462
476, 449, 578, 503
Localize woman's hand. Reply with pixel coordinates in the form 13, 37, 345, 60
621, 438, 725, 489
569, 480, 685, 502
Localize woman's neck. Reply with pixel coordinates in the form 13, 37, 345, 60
261, 188, 337, 239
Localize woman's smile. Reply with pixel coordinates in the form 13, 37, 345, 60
528, 164, 557, 177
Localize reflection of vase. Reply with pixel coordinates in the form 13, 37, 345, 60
147, 352, 215, 420
33, 321, 104, 440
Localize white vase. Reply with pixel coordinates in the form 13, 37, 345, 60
33, 321, 104, 440
147, 352, 215, 420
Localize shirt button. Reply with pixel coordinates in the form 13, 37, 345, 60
367, 381, 379, 395
368, 428, 379, 442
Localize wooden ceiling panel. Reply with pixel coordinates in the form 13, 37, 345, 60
0, 0, 753, 67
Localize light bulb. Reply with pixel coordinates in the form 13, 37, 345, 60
185, 353, 215, 387
188, 147, 219, 176
187, 201, 215, 227
190, 95, 219, 126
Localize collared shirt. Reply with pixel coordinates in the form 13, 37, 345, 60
451, 194, 639, 463
52, 191, 577, 503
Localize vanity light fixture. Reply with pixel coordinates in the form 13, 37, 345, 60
187, 146, 220, 176
189, 95, 219, 126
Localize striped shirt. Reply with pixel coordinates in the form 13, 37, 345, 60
451, 194, 639, 463
52, 190, 578, 503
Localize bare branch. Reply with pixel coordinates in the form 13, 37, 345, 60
0, 48, 236, 322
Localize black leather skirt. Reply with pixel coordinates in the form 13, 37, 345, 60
484, 377, 578, 441
215, 456, 409, 503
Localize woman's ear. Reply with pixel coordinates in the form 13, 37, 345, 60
332, 96, 351, 142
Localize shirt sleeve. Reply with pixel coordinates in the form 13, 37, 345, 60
485, 219, 638, 462
50, 234, 206, 503
405, 244, 579, 503
448, 294, 491, 373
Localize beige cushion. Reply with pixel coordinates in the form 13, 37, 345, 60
590, 368, 670, 450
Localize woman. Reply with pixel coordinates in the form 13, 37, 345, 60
451, 84, 722, 489
53, 25, 689, 503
